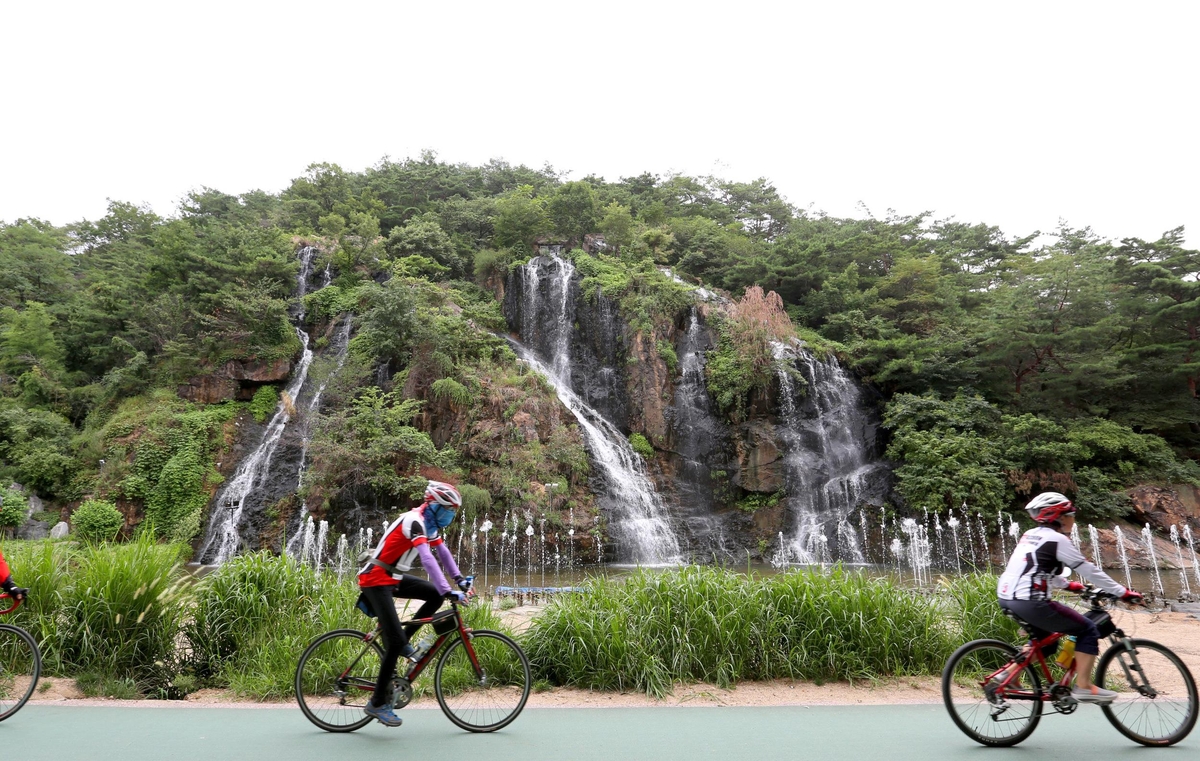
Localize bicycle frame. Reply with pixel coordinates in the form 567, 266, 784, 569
985, 632, 1076, 704
986, 621, 1153, 706
338, 603, 482, 694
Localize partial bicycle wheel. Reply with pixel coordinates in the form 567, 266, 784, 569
0, 624, 41, 722
942, 639, 1043, 747
295, 629, 383, 733
1096, 638, 1198, 746
434, 629, 531, 732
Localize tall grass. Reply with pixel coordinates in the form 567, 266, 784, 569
53, 535, 190, 691
524, 567, 1011, 697
185, 552, 362, 699
940, 573, 1021, 643
0, 536, 189, 691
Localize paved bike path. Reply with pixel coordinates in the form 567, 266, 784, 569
2, 704, 1194, 760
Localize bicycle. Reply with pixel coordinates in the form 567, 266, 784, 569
942, 586, 1198, 747
0, 591, 40, 722
295, 593, 531, 733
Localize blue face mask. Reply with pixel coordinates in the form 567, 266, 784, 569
426, 504, 456, 532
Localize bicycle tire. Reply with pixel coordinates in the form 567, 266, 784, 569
942, 639, 1043, 747
295, 629, 383, 733
0, 624, 41, 722
434, 629, 531, 732
1096, 638, 1198, 746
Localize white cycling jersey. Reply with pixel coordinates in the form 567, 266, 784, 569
997, 526, 1126, 601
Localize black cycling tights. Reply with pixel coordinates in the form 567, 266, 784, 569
361, 575, 443, 707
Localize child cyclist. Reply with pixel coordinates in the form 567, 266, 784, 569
997, 492, 1143, 703
357, 480, 472, 727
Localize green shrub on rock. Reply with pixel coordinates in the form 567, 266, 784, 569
71, 499, 125, 542
629, 433, 654, 458
0, 486, 27, 532
248, 385, 279, 423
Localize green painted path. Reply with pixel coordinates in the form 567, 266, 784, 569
1, 704, 1195, 760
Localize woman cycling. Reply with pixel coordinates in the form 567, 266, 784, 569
997, 492, 1143, 704
1, 546, 28, 601
357, 480, 471, 727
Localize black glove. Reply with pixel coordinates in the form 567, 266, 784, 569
455, 576, 472, 593
446, 590, 468, 604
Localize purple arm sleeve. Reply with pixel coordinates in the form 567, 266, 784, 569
416, 542, 452, 596
434, 541, 462, 581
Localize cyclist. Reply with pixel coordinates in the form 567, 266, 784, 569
357, 480, 471, 727
1, 545, 28, 601
997, 491, 1143, 704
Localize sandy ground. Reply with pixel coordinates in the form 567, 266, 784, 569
22, 606, 1200, 709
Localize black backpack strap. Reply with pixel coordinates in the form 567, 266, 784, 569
366, 556, 402, 577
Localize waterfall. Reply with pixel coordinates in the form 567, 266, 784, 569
198, 245, 332, 564
507, 255, 682, 564
285, 316, 354, 554
665, 306, 731, 556
772, 342, 887, 564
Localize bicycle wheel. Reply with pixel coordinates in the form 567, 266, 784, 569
434, 629, 531, 732
295, 629, 383, 733
1096, 638, 1198, 746
0, 624, 41, 722
942, 639, 1043, 747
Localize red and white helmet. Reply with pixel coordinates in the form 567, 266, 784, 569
1025, 492, 1075, 524
424, 480, 462, 507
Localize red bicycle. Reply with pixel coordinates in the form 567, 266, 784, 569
0, 591, 40, 722
295, 596, 530, 733
942, 587, 1197, 747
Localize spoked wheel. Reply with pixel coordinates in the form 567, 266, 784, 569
1096, 638, 1198, 746
0, 624, 41, 722
942, 639, 1043, 747
295, 629, 383, 733
434, 629, 531, 732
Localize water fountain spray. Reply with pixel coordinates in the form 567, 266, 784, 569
1184, 525, 1200, 588
1169, 525, 1192, 599
1140, 524, 1166, 599
1087, 524, 1103, 570
1113, 525, 1133, 589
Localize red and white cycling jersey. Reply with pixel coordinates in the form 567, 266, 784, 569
0, 547, 9, 584
997, 526, 1126, 601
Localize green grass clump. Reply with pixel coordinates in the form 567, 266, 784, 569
186, 552, 362, 699
524, 566, 958, 697
939, 572, 1021, 643
52, 535, 191, 692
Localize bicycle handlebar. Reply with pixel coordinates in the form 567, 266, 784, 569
0, 591, 24, 615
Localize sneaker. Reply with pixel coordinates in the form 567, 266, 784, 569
1072, 685, 1118, 704
364, 703, 404, 727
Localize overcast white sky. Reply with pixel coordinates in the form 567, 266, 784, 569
2, 1, 1197, 244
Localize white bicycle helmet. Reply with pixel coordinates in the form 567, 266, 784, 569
1024, 491, 1075, 524
424, 480, 463, 507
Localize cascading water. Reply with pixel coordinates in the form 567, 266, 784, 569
771, 342, 888, 564
506, 255, 681, 564
510, 342, 682, 564
1141, 523, 1166, 599
664, 306, 731, 556
285, 316, 354, 554
198, 247, 325, 563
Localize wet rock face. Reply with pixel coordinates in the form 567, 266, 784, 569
504, 257, 631, 429
1129, 485, 1200, 532
733, 420, 785, 493
177, 358, 293, 403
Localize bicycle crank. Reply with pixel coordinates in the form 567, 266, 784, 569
1050, 685, 1078, 714
390, 677, 413, 709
